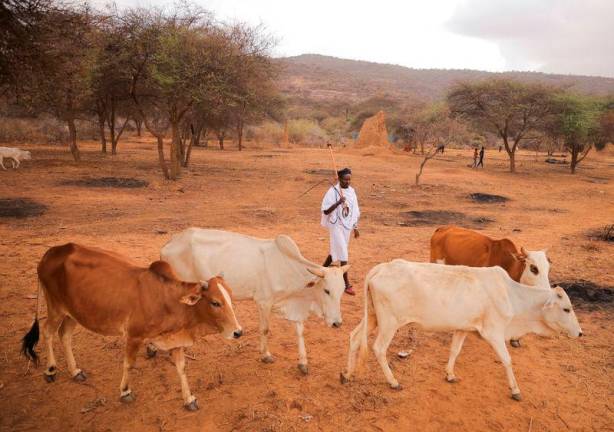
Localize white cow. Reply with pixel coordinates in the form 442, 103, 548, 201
341, 260, 582, 400
0, 146, 31, 170
160, 228, 349, 374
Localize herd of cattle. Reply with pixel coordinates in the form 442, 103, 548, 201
21, 226, 582, 410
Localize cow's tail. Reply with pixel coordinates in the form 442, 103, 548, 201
356, 266, 380, 369
21, 280, 42, 365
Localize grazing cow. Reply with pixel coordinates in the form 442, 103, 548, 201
21, 243, 242, 410
0, 146, 31, 170
160, 228, 349, 374
431, 225, 552, 347
341, 260, 582, 401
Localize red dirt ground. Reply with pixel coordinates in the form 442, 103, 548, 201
1, 137, 612, 431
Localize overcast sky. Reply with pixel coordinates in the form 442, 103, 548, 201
101, 0, 614, 78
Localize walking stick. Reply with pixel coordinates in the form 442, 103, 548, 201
327, 143, 349, 216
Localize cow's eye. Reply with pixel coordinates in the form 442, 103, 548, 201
324, 289, 330, 295
210, 301, 222, 307
530, 265, 539, 275
563, 308, 570, 313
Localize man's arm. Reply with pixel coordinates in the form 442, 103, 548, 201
323, 196, 345, 215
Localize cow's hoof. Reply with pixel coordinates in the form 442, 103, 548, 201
44, 373, 56, 383
184, 399, 199, 411
261, 355, 275, 364
146, 345, 158, 359
298, 364, 309, 375
511, 393, 522, 401
73, 371, 87, 382
120, 392, 136, 404
445, 376, 459, 383
390, 383, 403, 391
510, 340, 521, 348
339, 372, 350, 384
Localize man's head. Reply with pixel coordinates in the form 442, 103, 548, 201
337, 167, 351, 189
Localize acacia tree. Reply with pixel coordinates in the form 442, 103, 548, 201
547, 94, 611, 173
448, 79, 554, 172
89, 12, 133, 154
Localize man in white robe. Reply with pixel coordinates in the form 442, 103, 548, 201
321, 167, 360, 295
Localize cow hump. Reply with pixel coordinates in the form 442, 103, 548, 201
149, 260, 178, 281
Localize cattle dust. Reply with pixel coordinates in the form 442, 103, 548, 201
0, 198, 47, 218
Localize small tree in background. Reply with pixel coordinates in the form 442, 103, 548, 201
547, 94, 611, 173
448, 79, 554, 172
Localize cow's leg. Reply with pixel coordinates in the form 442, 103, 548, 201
12, 158, 19, 168
119, 338, 141, 403
171, 348, 198, 411
445, 331, 468, 383
371, 319, 401, 389
483, 333, 521, 400
258, 304, 274, 363
58, 317, 86, 381
0, 158, 6, 170
295, 321, 308, 374
342, 315, 377, 382
43, 310, 64, 382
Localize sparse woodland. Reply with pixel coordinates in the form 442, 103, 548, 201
1, 1, 612, 178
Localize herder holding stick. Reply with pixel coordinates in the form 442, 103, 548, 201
321, 166, 360, 295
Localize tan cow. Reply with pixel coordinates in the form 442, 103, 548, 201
430, 226, 552, 347
21, 243, 242, 411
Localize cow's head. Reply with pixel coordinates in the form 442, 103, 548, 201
180, 276, 243, 340
306, 264, 350, 328
515, 247, 551, 289
541, 286, 583, 338
21, 150, 32, 160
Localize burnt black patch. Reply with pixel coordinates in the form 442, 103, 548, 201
469, 193, 509, 203
587, 224, 614, 243
61, 177, 148, 188
0, 198, 47, 218
399, 210, 494, 228
557, 280, 614, 308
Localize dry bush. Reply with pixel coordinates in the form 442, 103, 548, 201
246, 121, 284, 145
0, 117, 98, 144
288, 119, 328, 146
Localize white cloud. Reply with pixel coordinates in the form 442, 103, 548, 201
447, 0, 614, 77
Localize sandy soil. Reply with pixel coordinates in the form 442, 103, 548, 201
1, 137, 613, 432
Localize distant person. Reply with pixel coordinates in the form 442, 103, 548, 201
472, 148, 479, 168
321, 167, 360, 295
437, 144, 445, 154
477, 146, 485, 168
499, 145, 503, 152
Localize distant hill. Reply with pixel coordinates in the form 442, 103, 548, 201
278, 54, 614, 105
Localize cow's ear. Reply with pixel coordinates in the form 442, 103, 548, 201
200, 280, 209, 291
520, 246, 529, 257
307, 267, 325, 278
340, 264, 351, 274
181, 285, 203, 306
511, 250, 527, 262
217, 272, 225, 279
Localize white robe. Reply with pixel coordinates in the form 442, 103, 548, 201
321, 184, 360, 262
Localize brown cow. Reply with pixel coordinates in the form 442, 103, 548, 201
21, 243, 242, 411
430, 226, 552, 347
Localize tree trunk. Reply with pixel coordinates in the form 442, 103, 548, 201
135, 118, 142, 136
66, 118, 81, 162
570, 144, 578, 174
170, 120, 182, 180
156, 135, 169, 179
98, 115, 107, 154
183, 124, 195, 168
218, 133, 224, 150
237, 118, 244, 151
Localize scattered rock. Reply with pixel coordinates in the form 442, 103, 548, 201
397, 350, 413, 359
0, 198, 47, 218
299, 413, 313, 422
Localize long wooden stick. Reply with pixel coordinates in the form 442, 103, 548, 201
327, 143, 349, 212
